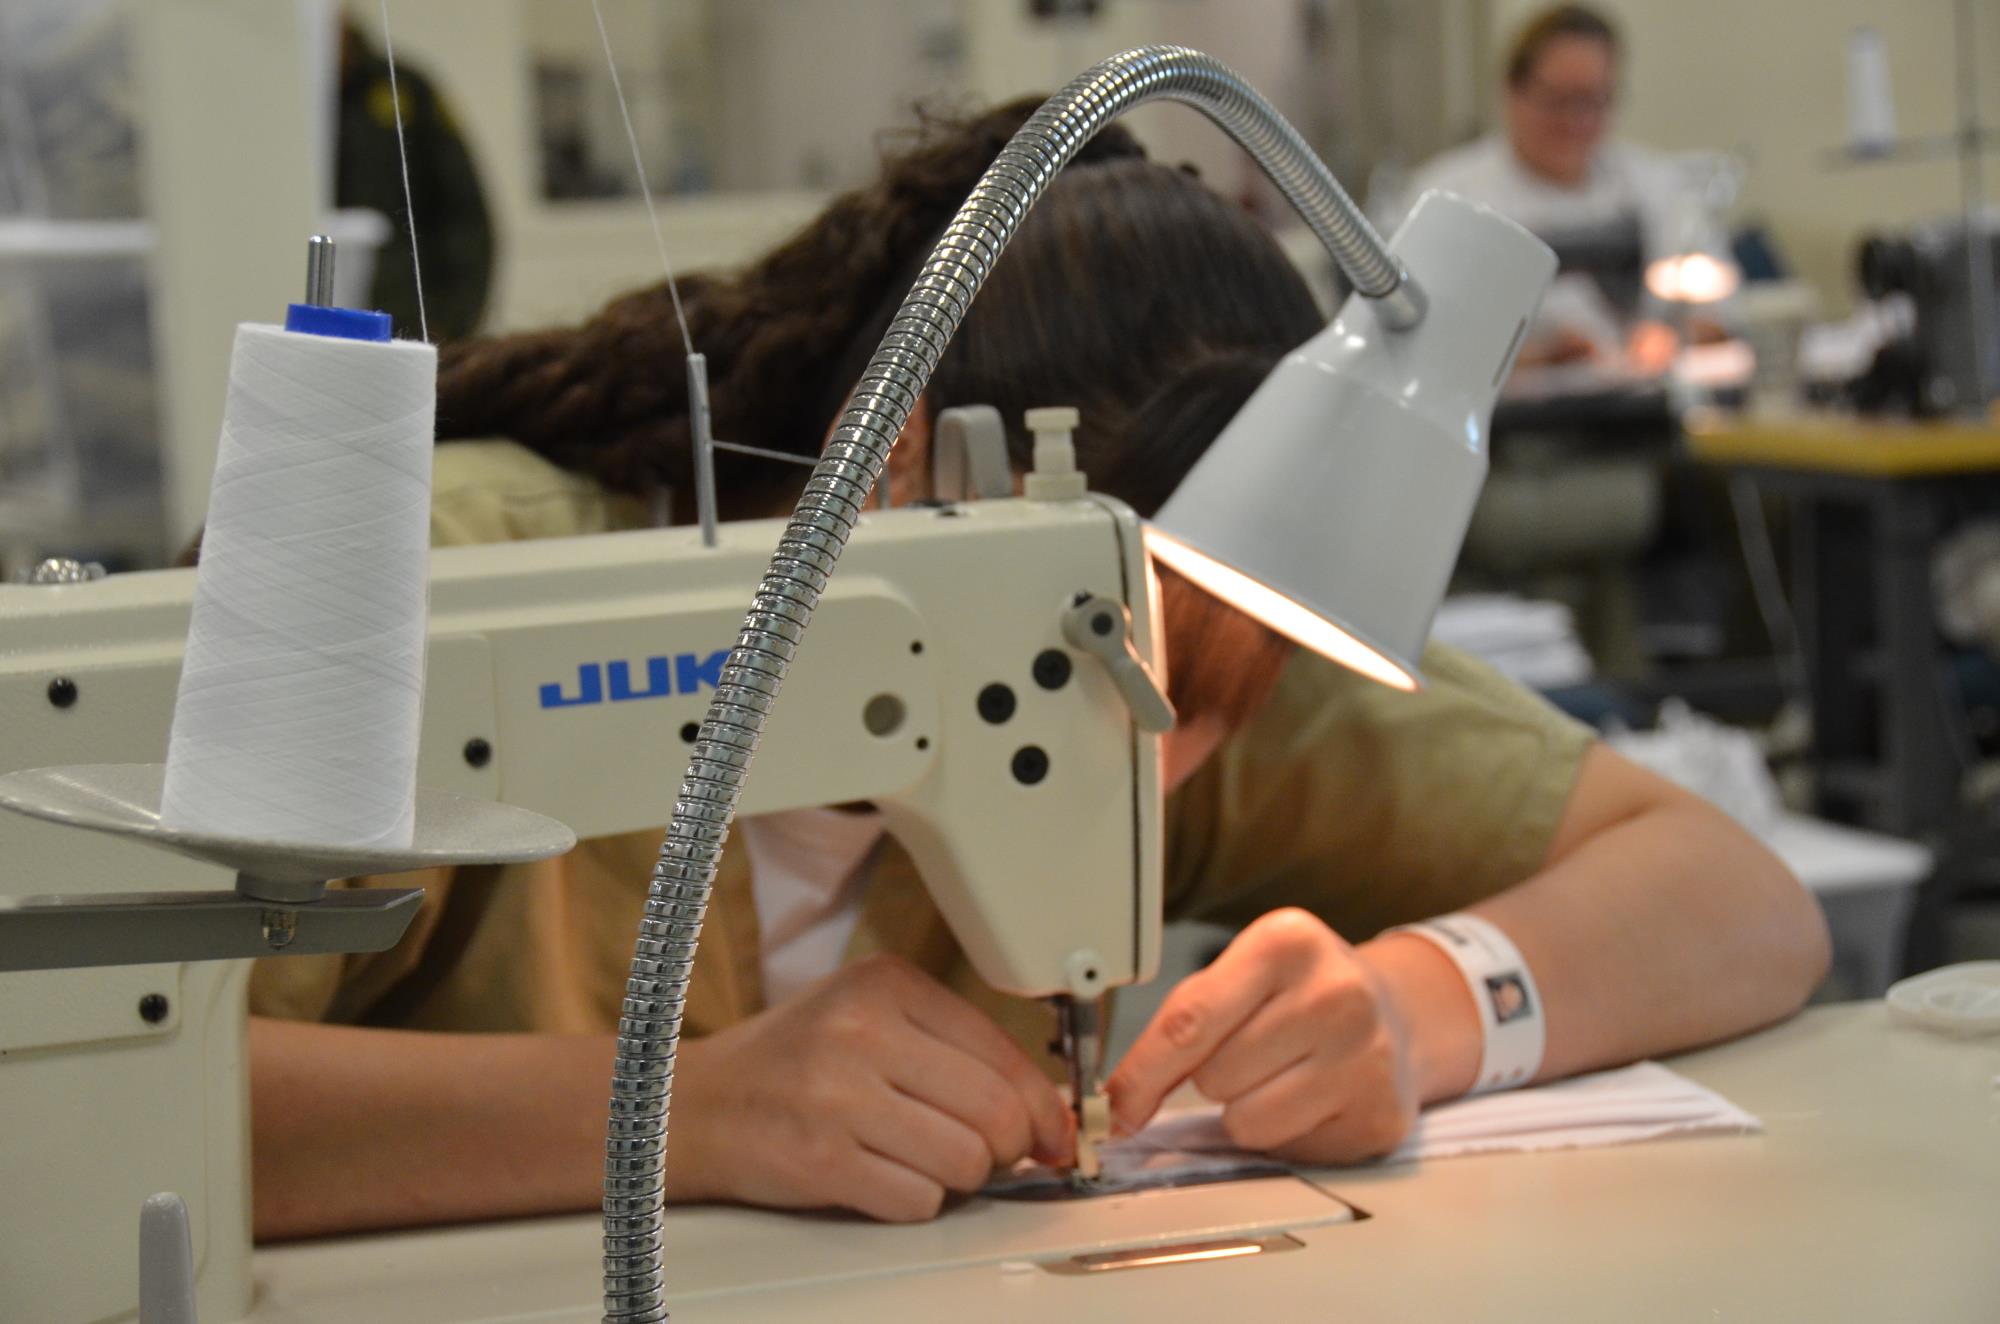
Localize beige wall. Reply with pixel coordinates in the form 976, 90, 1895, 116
342, 1, 2000, 329
337, 0, 1325, 334
135, 0, 318, 546
1490, 0, 2000, 312
341, 0, 823, 334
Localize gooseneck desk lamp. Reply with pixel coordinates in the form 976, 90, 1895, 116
601, 45, 1555, 1323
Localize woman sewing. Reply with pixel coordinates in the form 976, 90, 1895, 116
247, 99, 1827, 1239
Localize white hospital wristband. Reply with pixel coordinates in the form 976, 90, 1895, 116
1386, 914, 1544, 1095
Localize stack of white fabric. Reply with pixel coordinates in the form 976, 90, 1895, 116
1430, 594, 1594, 689
1126, 1061, 1762, 1169
1606, 698, 1783, 836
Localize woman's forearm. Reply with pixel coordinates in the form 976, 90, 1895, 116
251, 1018, 623, 1241
253, 961, 1072, 1237
1358, 748, 1831, 1102
1472, 798, 1829, 1080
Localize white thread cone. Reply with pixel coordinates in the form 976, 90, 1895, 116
161, 322, 435, 850
1845, 28, 1896, 154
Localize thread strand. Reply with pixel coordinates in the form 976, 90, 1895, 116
590, 0, 696, 358
378, 0, 429, 344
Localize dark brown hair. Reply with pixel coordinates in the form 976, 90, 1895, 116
437, 98, 1322, 728
435, 99, 1148, 517
827, 158, 1318, 728
1504, 4, 1620, 88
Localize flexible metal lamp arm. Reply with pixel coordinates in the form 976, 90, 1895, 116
600, 45, 1420, 1322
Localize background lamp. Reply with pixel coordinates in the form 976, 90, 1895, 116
1645, 156, 1744, 306
1646, 249, 1742, 304
1151, 191, 1558, 690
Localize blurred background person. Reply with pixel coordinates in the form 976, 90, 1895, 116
1381, 4, 1726, 373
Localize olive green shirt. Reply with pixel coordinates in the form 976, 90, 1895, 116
253, 441, 1594, 1061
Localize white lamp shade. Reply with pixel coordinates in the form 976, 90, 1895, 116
1151, 191, 1556, 689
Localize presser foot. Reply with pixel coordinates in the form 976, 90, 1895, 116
1069, 1089, 1112, 1191
1053, 993, 1110, 1189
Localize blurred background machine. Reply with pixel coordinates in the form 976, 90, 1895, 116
1852, 216, 2000, 417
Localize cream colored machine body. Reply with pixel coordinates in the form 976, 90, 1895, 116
0, 492, 1164, 1323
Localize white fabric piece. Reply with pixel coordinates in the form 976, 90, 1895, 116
740, 807, 884, 1005
1607, 698, 1784, 836
1430, 594, 1594, 688
1123, 1061, 1761, 1167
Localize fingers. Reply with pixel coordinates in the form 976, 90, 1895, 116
713, 954, 1080, 1223
1192, 967, 1380, 1103
840, 1146, 949, 1223
1108, 944, 1279, 1133
883, 1033, 1046, 1169
1112, 910, 1351, 1131
1187, 996, 1317, 1103
895, 973, 1073, 1162
1220, 1041, 1413, 1161
1216, 1058, 1331, 1153
1275, 1103, 1412, 1166
851, 1083, 999, 1197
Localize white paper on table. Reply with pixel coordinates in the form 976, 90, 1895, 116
1126, 1061, 1762, 1167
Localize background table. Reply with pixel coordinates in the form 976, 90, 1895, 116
1687, 410, 2000, 837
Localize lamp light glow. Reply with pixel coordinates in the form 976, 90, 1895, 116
1645, 251, 1741, 304
1147, 528, 1415, 691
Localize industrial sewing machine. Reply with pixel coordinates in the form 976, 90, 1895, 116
0, 422, 1170, 1320
1855, 214, 2000, 415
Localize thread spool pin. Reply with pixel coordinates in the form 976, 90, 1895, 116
305, 235, 335, 309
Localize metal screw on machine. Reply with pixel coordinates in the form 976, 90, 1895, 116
24, 557, 108, 585
138, 993, 171, 1025
463, 737, 493, 768
260, 909, 299, 951
47, 677, 78, 709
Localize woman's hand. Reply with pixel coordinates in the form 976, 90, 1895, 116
673, 954, 1073, 1222
1625, 318, 1682, 374
1513, 325, 1603, 369
1108, 909, 1425, 1164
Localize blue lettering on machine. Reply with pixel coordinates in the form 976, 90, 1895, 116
539, 651, 730, 709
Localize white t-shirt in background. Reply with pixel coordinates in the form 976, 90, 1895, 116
1389, 134, 1686, 260
739, 806, 885, 1006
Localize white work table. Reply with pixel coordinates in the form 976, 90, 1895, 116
249, 1003, 2000, 1322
